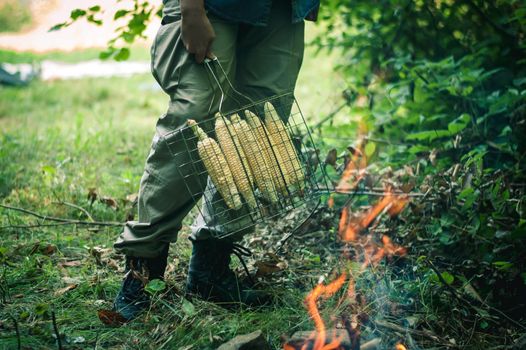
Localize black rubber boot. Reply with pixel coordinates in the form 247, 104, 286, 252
113, 246, 169, 321
185, 239, 269, 307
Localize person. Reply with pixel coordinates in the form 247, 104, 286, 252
111, 0, 320, 321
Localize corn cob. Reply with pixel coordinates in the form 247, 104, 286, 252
245, 111, 288, 196
230, 114, 278, 204
187, 119, 242, 210
263, 102, 305, 191
215, 117, 257, 209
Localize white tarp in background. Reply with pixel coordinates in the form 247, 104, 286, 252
1, 60, 151, 81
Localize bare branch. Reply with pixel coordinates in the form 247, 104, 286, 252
0, 204, 122, 228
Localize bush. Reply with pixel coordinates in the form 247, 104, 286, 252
316, 0, 526, 341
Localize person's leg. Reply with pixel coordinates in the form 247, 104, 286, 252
184, 0, 307, 309
114, 16, 238, 258
112, 14, 241, 319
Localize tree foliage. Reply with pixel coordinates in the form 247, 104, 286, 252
50, 1, 161, 61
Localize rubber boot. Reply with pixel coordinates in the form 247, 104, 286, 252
185, 239, 269, 307
113, 245, 169, 321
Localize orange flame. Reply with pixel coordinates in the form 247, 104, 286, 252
284, 133, 410, 350
302, 272, 351, 350
336, 139, 367, 193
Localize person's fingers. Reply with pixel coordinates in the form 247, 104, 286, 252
195, 48, 206, 63
205, 37, 215, 60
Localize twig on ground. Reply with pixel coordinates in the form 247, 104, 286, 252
51, 311, 63, 350
374, 319, 442, 343
0, 204, 122, 228
317, 188, 425, 197
52, 201, 94, 221
10, 316, 21, 350
0, 222, 75, 230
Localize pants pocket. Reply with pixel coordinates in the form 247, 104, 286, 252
151, 21, 185, 94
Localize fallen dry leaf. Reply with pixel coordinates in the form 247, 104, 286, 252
59, 260, 82, 268
98, 309, 128, 326
125, 193, 138, 203
255, 254, 288, 278
106, 258, 120, 270
54, 284, 78, 297
42, 244, 56, 256
100, 196, 118, 210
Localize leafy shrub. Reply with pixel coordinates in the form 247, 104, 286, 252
316, 0, 526, 337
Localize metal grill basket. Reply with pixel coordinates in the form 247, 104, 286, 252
165, 57, 329, 239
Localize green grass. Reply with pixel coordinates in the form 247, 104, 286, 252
0, 72, 314, 349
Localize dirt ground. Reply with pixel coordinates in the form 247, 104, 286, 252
0, 0, 161, 52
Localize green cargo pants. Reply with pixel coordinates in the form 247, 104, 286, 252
114, 0, 305, 258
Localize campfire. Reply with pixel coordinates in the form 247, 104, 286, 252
283, 134, 410, 350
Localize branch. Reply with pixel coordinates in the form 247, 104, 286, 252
312, 102, 347, 130
51, 311, 63, 350
316, 188, 425, 197
52, 201, 94, 222
0, 223, 76, 230
0, 204, 122, 228
374, 319, 441, 343
9, 316, 21, 350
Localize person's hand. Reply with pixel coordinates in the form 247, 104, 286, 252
181, 7, 215, 63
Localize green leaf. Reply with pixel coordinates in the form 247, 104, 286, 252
114, 9, 129, 20
99, 48, 116, 60
35, 303, 50, 316
448, 113, 470, 134
406, 129, 450, 141
181, 299, 196, 316
41, 165, 56, 175
430, 271, 454, 285
513, 77, 526, 86
144, 279, 166, 294
364, 142, 376, 157
89, 5, 101, 12
493, 261, 513, 271
121, 32, 135, 44
87, 15, 103, 25
114, 48, 130, 61
48, 22, 68, 32
458, 187, 476, 209
309, 254, 321, 264
70, 9, 86, 20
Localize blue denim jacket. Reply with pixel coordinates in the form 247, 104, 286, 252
163, 0, 320, 26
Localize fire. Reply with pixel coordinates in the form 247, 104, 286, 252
284, 135, 410, 350
336, 139, 367, 193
